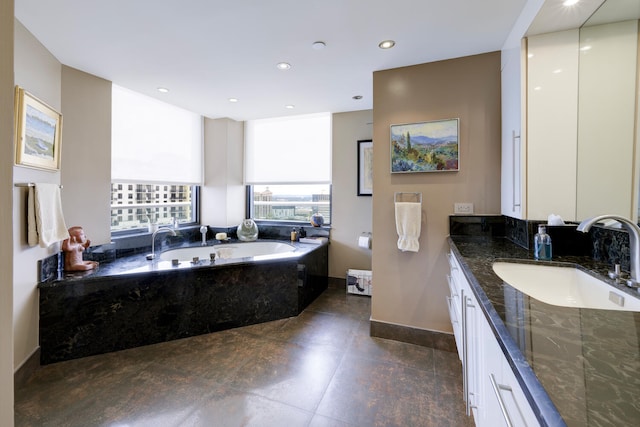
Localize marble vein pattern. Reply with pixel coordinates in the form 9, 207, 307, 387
449, 235, 640, 427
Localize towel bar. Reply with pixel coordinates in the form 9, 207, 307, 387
15, 183, 63, 189
394, 192, 421, 203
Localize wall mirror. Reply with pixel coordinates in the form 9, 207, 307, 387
576, 0, 640, 223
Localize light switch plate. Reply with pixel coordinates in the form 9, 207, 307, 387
454, 202, 474, 214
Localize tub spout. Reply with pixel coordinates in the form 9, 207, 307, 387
146, 227, 177, 260
200, 225, 208, 246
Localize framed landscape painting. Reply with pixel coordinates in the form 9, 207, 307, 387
390, 118, 459, 173
357, 139, 373, 196
14, 86, 63, 171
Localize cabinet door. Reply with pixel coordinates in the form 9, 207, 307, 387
463, 288, 482, 420
501, 44, 524, 218
481, 318, 509, 427
482, 318, 540, 427
526, 29, 579, 221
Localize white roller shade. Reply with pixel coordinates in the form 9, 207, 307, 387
111, 85, 203, 184
245, 112, 331, 184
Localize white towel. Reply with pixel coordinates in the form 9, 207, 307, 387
395, 202, 421, 252
27, 183, 69, 248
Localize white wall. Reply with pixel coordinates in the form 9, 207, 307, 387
1, 1, 15, 424
13, 19, 62, 371
330, 110, 373, 278
61, 66, 112, 244
201, 117, 245, 227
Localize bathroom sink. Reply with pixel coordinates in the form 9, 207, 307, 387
492, 262, 640, 311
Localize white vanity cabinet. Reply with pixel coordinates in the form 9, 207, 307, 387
500, 42, 525, 219
447, 250, 540, 427
501, 30, 580, 221
481, 317, 539, 427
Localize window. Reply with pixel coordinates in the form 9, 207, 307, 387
110, 85, 203, 233
245, 113, 331, 224
249, 184, 331, 223
110, 183, 198, 232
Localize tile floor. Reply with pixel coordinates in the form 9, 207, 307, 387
15, 284, 473, 427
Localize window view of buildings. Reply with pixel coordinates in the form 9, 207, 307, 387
252, 185, 331, 223
110, 183, 194, 231
110, 183, 330, 232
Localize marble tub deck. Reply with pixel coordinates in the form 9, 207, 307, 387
450, 235, 640, 427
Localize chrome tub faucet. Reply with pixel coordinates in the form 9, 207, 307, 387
146, 227, 177, 260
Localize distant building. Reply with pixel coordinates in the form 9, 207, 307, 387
110, 183, 191, 230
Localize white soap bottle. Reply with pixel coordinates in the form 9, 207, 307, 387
534, 225, 552, 260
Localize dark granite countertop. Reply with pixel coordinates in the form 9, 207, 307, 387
40, 239, 326, 288
448, 235, 640, 427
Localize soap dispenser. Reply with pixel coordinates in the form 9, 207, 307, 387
534, 225, 552, 260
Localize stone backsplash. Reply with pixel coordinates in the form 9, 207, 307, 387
451, 214, 630, 270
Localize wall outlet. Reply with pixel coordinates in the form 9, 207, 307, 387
454, 202, 474, 214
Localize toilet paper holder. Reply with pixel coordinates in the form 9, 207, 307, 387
358, 232, 372, 249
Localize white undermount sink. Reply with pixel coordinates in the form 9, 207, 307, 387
492, 262, 640, 312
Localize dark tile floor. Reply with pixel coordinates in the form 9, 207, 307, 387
15, 285, 473, 427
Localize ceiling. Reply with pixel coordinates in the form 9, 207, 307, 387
14, 0, 534, 121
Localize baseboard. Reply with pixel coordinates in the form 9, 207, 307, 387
328, 276, 346, 290
370, 319, 457, 352
14, 347, 40, 391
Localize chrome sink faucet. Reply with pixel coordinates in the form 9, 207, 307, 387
577, 214, 640, 287
146, 227, 177, 260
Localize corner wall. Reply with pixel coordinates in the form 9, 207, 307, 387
12, 19, 62, 371
371, 52, 502, 333
329, 110, 373, 278
201, 117, 245, 227
1, 2, 15, 425
61, 65, 112, 245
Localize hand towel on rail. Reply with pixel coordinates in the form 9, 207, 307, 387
395, 202, 421, 252
28, 183, 69, 248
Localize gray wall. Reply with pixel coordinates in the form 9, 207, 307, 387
1, 1, 15, 425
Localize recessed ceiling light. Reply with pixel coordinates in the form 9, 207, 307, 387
312, 41, 326, 50
563, 0, 579, 6
228, 98, 238, 103
285, 104, 295, 109
157, 87, 169, 93
580, 45, 592, 51
276, 62, 291, 70
553, 69, 563, 74
378, 40, 396, 49
352, 95, 363, 100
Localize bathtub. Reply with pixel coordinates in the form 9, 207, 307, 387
38, 239, 328, 364
159, 241, 297, 262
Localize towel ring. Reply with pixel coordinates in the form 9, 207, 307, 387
394, 192, 421, 203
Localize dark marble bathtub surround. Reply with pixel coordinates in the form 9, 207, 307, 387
39, 242, 328, 364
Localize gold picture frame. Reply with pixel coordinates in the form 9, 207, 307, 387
14, 86, 63, 171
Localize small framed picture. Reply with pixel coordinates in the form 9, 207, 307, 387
358, 139, 373, 196
14, 86, 63, 171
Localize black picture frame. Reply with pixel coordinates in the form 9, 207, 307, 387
358, 139, 373, 196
